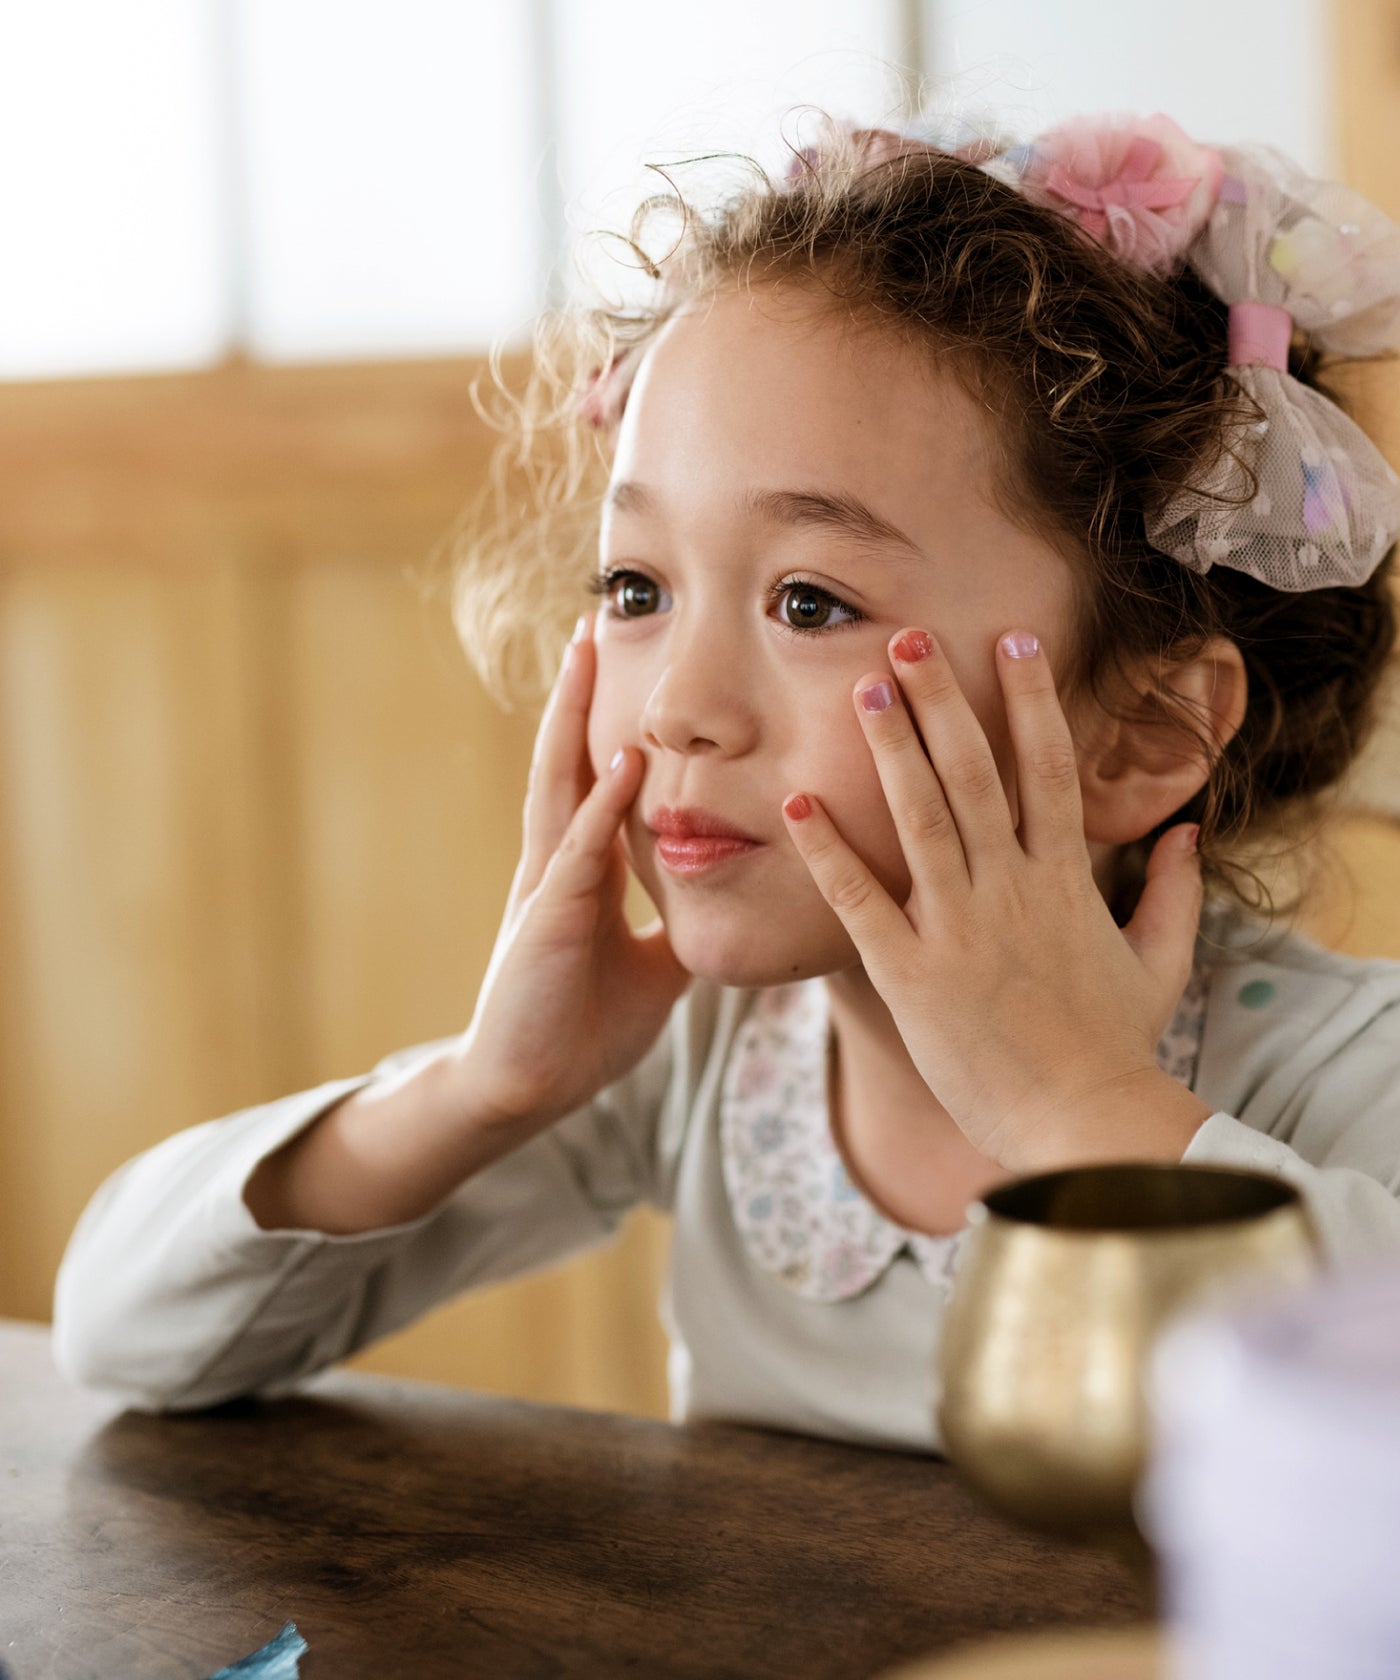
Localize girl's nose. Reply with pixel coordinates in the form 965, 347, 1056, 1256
639, 626, 757, 758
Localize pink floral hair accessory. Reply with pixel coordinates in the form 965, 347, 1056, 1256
1188, 143, 1400, 355
576, 344, 646, 431
1006, 113, 1223, 278
1146, 143, 1400, 589
782, 123, 998, 189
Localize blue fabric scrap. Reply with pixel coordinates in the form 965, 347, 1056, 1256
204, 1622, 307, 1679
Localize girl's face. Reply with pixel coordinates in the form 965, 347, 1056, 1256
587, 283, 1083, 988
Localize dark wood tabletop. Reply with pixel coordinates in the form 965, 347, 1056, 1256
0, 1319, 1146, 1680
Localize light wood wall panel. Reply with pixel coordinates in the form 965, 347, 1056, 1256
0, 562, 273, 1311
1302, 0, 1400, 977
0, 358, 670, 1418
1336, 0, 1400, 212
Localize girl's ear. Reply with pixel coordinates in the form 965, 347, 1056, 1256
1074, 637, 1248, 846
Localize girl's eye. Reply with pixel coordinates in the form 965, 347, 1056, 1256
773, 581, 863, 635
588, 568, 670, 618
586, 569, 865, 636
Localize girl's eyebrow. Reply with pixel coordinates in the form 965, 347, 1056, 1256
603, 480, 925, 561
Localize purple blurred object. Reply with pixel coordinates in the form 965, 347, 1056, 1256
1145, 1265, 1400, 1680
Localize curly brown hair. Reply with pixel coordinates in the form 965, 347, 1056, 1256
453, 117, 1398, 928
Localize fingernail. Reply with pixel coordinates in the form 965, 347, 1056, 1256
784, 793, 812, 821
571, 614, 589, 643
893, 629, 933, 664
1000, 632, 1039, 659
609, 748, 627, 773
859, 680, 895, 713
1175, 823, 1200, 852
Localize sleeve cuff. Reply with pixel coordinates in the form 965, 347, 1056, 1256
213, 1074, 444, 1251
1181, 1110, 1309, 1178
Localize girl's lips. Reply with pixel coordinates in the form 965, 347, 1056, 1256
646, 805, 761, 842
654, 835, 763, 874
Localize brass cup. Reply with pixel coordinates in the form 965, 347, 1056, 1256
937, 1163, 1320, 1549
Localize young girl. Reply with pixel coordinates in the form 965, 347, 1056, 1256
54, 111, 1400, 1451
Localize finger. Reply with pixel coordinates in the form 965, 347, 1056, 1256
887, 628, 1016, 879
535, 744, 645, 909
1122, 824, 1203, 996
520, 613, 596, 888
782, 790, 914, 974
851, 668, 971, 896
996, 630, 1087, 866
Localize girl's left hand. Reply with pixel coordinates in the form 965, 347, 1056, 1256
782, 626, 1212, 1173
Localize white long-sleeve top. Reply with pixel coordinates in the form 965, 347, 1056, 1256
53, 903, 1400, 1452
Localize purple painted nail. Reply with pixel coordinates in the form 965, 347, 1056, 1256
859, 681, 895, 713
1000, 632, 1040, 660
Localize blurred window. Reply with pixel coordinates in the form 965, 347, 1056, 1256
0, 0, 1328, 380
0, 3, 229, 379
931, 0, 1330, 172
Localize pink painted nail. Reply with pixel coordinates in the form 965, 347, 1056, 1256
859, 681, 895, 713
893, 629, 933, 663
610, 748, 626, 773
1000, 632, 1039, 660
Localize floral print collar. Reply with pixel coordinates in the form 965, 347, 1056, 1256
719, 964, 1211, 1303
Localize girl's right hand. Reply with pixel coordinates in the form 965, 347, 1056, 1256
452, 613, 689, 1135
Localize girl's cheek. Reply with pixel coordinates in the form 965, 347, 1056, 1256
585, 654, 631, 779
585, 707, 613, 781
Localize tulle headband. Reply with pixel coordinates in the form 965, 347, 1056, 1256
989, 114, 1400, 591
579, 113, 1400, 593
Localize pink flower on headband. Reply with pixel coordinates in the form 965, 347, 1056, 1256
783, 125, 996, 188
577, 348, 638, 431
848, 127, 914, 169
1018, 113, 1222, 277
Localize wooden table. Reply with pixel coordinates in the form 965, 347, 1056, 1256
0, 1320, 1146, 1679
